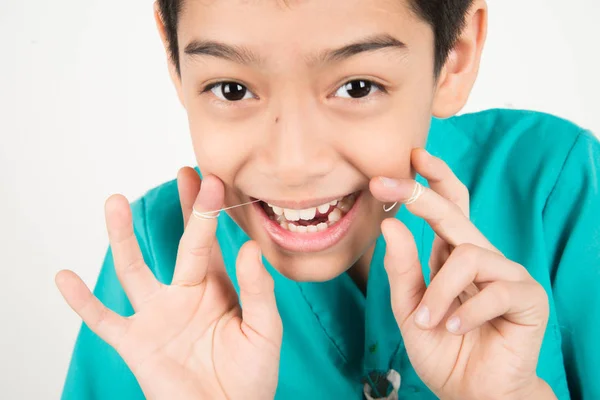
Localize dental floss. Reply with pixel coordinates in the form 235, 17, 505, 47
405, 182, 425, 205
382, 181, 425, 212
192, 199, 261, 220
383, 202, 398, 213
194, 181, 425, 219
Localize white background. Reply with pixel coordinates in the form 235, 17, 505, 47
1, 0, 598, 398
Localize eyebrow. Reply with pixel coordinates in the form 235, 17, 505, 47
183, 33, 407, 66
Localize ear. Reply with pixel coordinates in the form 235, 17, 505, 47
432, 0, 488, 118
153, 1, 186, 108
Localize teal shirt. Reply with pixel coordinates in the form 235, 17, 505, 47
62, 109, 600, 399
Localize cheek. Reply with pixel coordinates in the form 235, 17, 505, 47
181, 74, 262, 182
336, 106, 431, 179
186, 110, 257, 182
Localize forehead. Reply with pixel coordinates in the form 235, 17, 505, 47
177, 0, 429, 57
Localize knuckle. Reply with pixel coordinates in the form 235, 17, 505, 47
490, 282, 511, 307
122, 258, 146, 276
514, 262, 533, 280
446, 193, 463, 206
532, 283, 550, 314
457, 181, 470, 199
243, 273, 274, 296
110, 225, 136, 246
385, 253, 420, 280
94, 307, 109, 328
449, 183, 470, 212
446, 201, 463, 221
434, 281, 457, 304
188, 243, 213, 259
431, 200, 459, 228
179, 234, 214, 259
452, 243, 479, 265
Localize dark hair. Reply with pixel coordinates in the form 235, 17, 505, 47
157, 0, 474, 76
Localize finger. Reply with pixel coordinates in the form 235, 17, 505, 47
173, 175, 224, 286
237, 241, 283, 347
105, 195, 161, 310
445, 280, 549, 335
415, 244, 530, 330
412, 149, 466, 280
371, 177, 499, 253
428, 235, 450, 279
411, 149, 470, 279
381, 218, 426, 328
55, 270, 129, 348
411, 148, 470, 217
177, 167, 201, 227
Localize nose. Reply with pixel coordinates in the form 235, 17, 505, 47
263, 95, 334, 188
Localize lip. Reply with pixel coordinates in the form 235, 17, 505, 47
253, 191, 363, 253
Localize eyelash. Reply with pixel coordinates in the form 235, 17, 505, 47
198, 81, 255, 108
199, 79, 389, 105
336, 80, 388, 105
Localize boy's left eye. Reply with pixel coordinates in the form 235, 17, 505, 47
333, 79, 384, 99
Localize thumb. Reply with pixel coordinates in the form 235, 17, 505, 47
236, 241, 283, 348
381, 218, 426, 330
177, 166, 202, 227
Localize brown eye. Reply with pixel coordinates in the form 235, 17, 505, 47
207, 81, 255, 101
335, 79, 381, 99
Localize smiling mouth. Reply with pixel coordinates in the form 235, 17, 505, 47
258, 192, 358, 233
250, 189, 364, 253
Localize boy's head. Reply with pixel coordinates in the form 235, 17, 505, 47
154, 0, 487, 282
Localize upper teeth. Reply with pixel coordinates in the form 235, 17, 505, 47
317, 203, 330, 213
271, 206, 284, 216
268, 198, 341, 222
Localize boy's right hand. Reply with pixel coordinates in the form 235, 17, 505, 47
56, 169, 282, 400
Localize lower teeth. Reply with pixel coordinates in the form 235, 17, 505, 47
285, 221, 330, 233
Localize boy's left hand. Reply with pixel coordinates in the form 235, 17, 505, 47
369, 149, 556, 400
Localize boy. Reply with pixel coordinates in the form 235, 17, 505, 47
57, 0, 600, 398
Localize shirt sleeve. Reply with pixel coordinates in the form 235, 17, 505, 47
544, 130, 600, 399
61, 198, 154, 400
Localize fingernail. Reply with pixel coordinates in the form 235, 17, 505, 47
379, 177, 400, 187
446, 316, 461, 333
414, 305, 430, 327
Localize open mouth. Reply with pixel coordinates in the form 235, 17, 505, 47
260, 192, 358, 233
251, 191, 363, 253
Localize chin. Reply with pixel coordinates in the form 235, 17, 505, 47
264, 250, 356, 282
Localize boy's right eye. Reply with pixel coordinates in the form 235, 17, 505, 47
203, 81, 257, 102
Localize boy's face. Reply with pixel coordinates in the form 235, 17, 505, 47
172, 0, 441, 281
